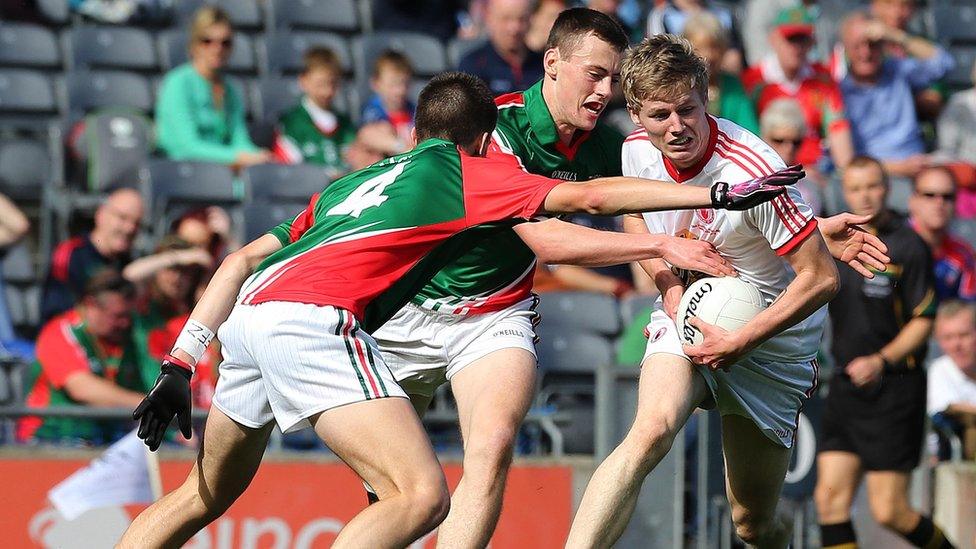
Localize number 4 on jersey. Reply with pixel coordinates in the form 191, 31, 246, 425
327, 161, 409, 218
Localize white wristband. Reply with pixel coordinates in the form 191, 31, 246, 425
171, 319, 215, 368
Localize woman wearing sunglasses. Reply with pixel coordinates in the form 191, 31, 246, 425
761, 97, 824, 215
156, 6, 271, 170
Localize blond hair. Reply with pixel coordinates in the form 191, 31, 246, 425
621, 34, 709, 113
188, 6, 232, 48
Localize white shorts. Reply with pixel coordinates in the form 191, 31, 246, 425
642, 308, 818, 448
212, 301, 407, 433
372, 297, 540, 398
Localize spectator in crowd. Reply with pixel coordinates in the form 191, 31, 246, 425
526, 0, 566, 53
816, 156, 949, 549
17, 272, 147, 445
928, 301, 976, 460
909, 167, 976, 302
0, 193, 31, 361
742, 0, 803, 66
358, 50, 417, 158
587, 0, 637, 41
155, 6, 271, 170
458, 0, 543, 96
41, 188, 143, 321
647, 0, 742, 73
170, 207, 239, 300
742, 7, 854, 173
272, 47, 358, 178
371, 0, 465, 42
760, 98, 823, 214
838, 11, 953, 184
936, 59, 976, 218
683, 11, 759, 134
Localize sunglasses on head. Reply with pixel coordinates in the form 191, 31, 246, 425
919, 191, 956, 201
770, 137, 803, 147
199, 36, 233, 48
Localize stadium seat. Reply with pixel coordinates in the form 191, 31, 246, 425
65, 71, 154, 120
175, 0, 264, 32
142, 159, 239, 235
70, 111, 153, 193
447, 37, 487, 68
241, 203, 304, 242
68, 27, 158, 72
263, 31, 352, 75
946, 46, 976, 88
243, 163, 331, 205
36, 0, 71, 26
352, 31, 448, 80
158, 29, 257, 76
619, 294, 655, 325
0, 138, 52, 203
3, 285, 41, 338
951, 218, 976, 245
270, 0, 359, 33
932, 5, 976, 45
0, 69, 59, 126
536, 291, 622, 336
536, 324, 615, 376
0, 23, 61, 70
1, 243, 34, 286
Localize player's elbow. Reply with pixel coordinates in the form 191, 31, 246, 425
576, 182, 613, 215
816, 263, 840, 302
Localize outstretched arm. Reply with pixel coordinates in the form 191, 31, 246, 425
513, 218, 735, 277
817, 213, 890, 278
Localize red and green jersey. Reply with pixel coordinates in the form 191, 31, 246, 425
17, 309, 145, 443
742, 60, 849, 167
411, 80, 625, 315
241, 137, 562, 332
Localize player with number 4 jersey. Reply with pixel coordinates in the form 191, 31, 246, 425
118, 72, 796, 549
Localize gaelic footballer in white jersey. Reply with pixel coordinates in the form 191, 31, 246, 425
623, 114, 825, 447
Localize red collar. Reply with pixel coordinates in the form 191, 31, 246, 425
662, 116, 718, 183
554, 130, 592, 161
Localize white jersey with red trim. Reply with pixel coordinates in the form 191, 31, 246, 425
623, 116, 825, 362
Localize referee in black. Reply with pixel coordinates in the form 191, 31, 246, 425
814, 157, 954, 549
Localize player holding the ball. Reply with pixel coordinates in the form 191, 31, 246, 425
568, 35, 846, 548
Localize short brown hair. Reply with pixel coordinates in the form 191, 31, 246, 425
846, 155, 889, 187
545, 7, 629, 57
621, 34, 709, 112
83, 270, 136, 301
936, 300, 976, 326
303, 46, 342, 77
371, 50, 413, 79
415, 72, 497, 146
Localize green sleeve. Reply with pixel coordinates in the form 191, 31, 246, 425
155, 69, 246, 163
719, 74, 760, 135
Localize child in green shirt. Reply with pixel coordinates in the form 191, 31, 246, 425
272, 46, 358, 178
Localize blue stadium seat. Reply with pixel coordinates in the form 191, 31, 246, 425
263, 31, 352, 75
0, 138, 52, 203
175, 0, 264, 32
243, 163, 331, 205
352, 31, 448, 80
447, 37, 487, 68
68, 26, 158, 72
0, 23, 61, 70
158, 29, 257, 76
66, 71, 154, 120
536, 291, 622, 336
270, 0, 359, 33
241, 203, 304, 242
932, 5, 976, 45
0, 69, 59, 126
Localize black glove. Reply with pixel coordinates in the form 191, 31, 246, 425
711, 165, 805, 211
133, 355, 193, 451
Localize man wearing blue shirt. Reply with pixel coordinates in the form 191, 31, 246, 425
458, 0, 544, 95
839, 11, 953, 183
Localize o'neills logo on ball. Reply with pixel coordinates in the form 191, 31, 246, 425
696, 208, 715, 224
650, 327, 667, 342
682, 282, 712, 343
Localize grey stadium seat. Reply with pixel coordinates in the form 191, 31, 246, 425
932, 5, 976, 45
619, 294, 655, 325
352, 31, 447, 79
447, 37, 486, 68
946, 46, 976, 88
175, 0, 264, 32
142, 159, 239, 235
536, 291, 622, 336
243, 163, 331, 205
71, 111, 153, 193
0, 23, 61, 70
256, 76, 351, 122
271, 0, 359, 33
264, 31, 351, 75
37, 0, 70, 26
2, 243, 34, 285
159, 29, 257, 75
0, 138, 52, 202
242, 203, 304, 242
66, 71, 154, 119
68, 26, 158, 72
0, 69, 59, 126
535, 324, 615, 376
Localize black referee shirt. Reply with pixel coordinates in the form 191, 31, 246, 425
828, 211, 937, 372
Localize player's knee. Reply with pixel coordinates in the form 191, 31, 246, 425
623, 418, 678, 465
406, 480, 451, 528
869, 501, 906, 530
814, 483, 850, 518
732, 511, 780, 545
464, 423, 518, 472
